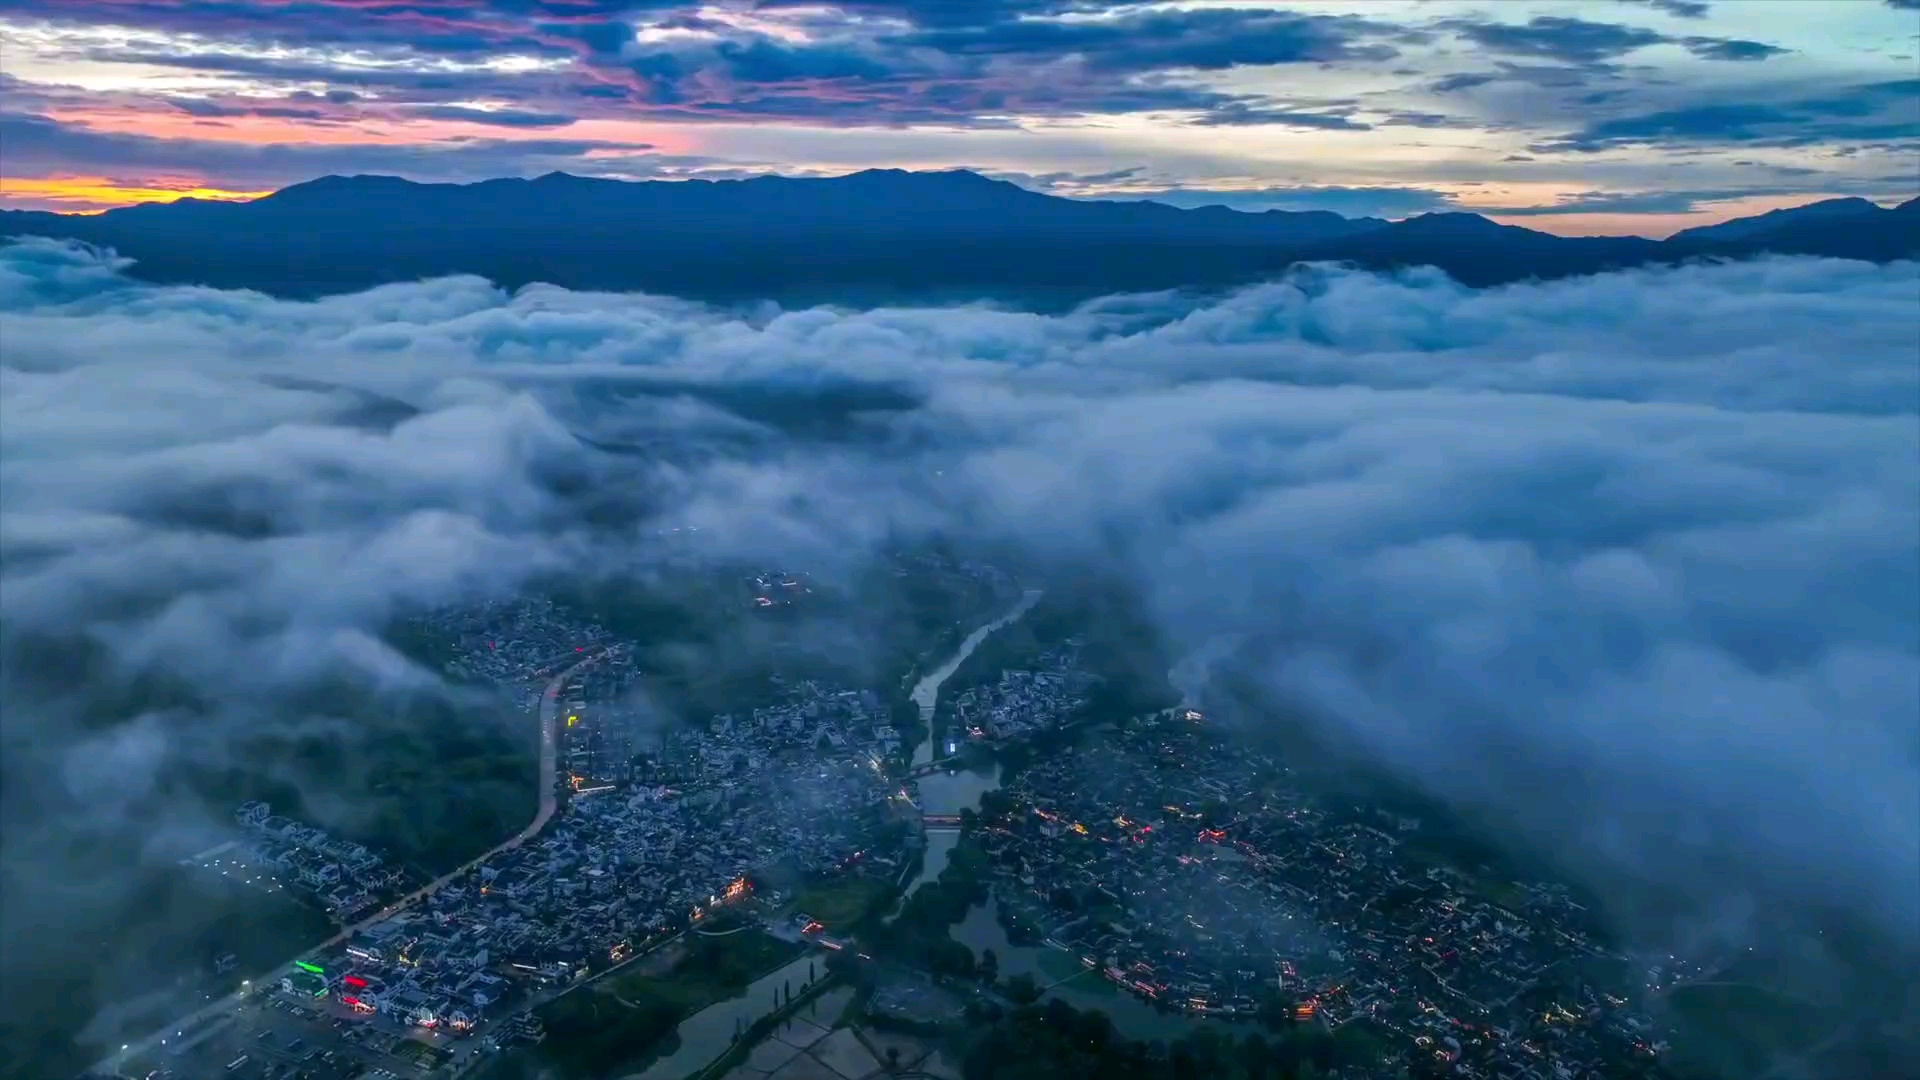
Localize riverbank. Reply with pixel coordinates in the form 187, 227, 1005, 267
621, 948, 830, 1080
687, 973, 850, 1080
909, 589, 1043, 769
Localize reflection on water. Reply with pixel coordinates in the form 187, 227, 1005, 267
899, 763, 1001, 899
917, 763, 1002, 817
947, 898, 1220, 1041
627, 952, 826, 1080
889, 597, 1236, 1045
899, 830, 958, 906
910, 590, 1043, 768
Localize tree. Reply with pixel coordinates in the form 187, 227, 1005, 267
1070, 1007, 1114, 1054
1257, 989, 1297, 1031
824, 945, 860, 982
926, 939, 977, 979
1004, 972, 1042, 1005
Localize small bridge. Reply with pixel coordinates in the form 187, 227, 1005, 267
923, 814, 963, 827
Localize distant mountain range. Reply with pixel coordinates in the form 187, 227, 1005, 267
3, 169, 1915, 305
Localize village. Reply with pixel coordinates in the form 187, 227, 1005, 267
971, 714, 1672, 1079
111, 583, 1695, 1080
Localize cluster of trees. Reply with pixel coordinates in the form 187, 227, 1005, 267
867, 835, 993, 978
1, 616, 558, 1078
536, 990, 683, 1079
936, 577, 1180, 719
961, 997, 1398, 1080
535, 929, 797, 1077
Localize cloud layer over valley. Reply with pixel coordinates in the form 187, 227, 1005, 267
3, 241, 1916, 1037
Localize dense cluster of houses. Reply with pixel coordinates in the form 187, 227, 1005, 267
412, 598, 613, 688
948, 638, 1098, 742
976, 716, 1674, 1079
295, 660, 911, 1047
234, 803, 405, 921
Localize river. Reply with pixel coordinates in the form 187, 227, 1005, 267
947, 898, 1228, 1041
895, 589, 1041, 900
604, 605, 1000, 1078
909, 589, 1043, 769
625, 952, 841, 1080
893, 760, 1001, 907
905, 628, 1241, 1043
632, 625, 1217, 1076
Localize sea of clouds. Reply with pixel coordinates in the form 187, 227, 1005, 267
3, 238, 1915, 971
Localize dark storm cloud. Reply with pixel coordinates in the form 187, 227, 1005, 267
1189, 102, 1371, 130
1680, 37, 1789, 62
410, 104, 578, 128
1538, 79, 1920, 152
884, 8, 1401, 74
81, 47, 535, 95
1443, 14, 1786, 70
1619, 0, 1712, 16
165, 97, 338, 122
5, 1, 1419, 128
1427, 72, 1500, 93
2, 240, 1914, 981
561, 6, 1408, 124
791, 0, 1100, 25
0, 0, 622, 56
1442, 16, 1669, 66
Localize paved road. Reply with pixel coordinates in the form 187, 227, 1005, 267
94, 649, 605, 1078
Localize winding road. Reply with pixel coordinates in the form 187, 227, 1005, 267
95, 649, 605, 1078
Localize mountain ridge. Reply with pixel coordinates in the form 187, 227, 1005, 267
1667, 196, 1885, 244
2, 169, 1914, 305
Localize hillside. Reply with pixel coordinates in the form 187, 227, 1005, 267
2, 171, 1914, 303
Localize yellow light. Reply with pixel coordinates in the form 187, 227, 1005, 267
0, 175, 274, 211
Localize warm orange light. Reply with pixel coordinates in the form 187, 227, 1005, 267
0, 175, 272, 211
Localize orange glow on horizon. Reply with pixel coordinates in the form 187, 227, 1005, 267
43, 107, 695, 155
0, 175, 273, 211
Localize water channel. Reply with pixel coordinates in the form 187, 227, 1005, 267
909, 588, 1043, 769
897, 587, 1041, 901
625, 952, 841, 1080
897, 607, 1237, 1042
620, 600, 1225, 1077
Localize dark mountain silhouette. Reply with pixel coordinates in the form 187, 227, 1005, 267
1286, 212, 1663, 286
1660, 195, 1920, 265
2, 169, 1914, 304
1667, 196, 1881, 244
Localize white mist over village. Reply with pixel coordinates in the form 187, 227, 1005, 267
3, 233, 1915, 1080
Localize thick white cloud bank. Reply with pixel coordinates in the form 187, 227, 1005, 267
3, 238, 1916, 951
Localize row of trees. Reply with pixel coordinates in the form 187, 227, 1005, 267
960, 996, 1399, 1080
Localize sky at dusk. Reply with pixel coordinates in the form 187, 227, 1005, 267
1, 0, 1916, 235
